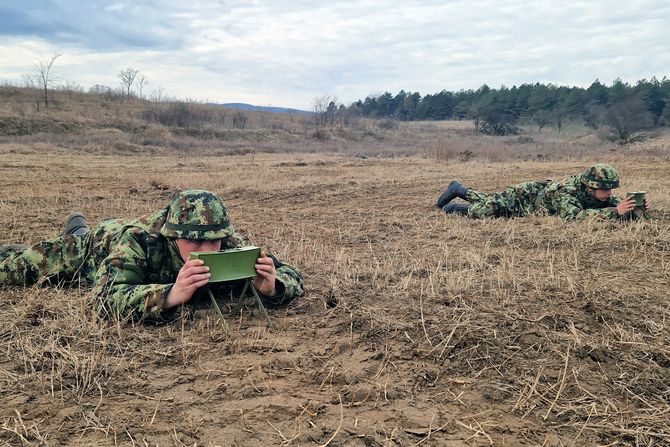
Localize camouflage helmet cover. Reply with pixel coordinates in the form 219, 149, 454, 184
160, 189, 234, 240
580, 163, 620, 189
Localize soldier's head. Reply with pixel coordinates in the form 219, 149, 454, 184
160, 189, 233, 260
580, 164, 620, 201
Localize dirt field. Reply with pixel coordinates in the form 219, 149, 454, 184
1, 146, 669, 446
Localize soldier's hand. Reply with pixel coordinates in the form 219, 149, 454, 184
643, 198, 651, 211
616, 196, 637, 216
253, 254, 277, 296
165, 259, 211, 308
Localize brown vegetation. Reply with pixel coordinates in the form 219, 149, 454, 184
2, 86, 670, 161
0, 88, 669, 446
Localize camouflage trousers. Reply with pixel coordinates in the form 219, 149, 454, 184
0, 234, 95, 286
466, 181, 548, 218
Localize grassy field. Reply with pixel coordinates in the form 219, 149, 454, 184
1, 89, 669, 446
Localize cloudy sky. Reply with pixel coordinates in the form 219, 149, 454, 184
0, 0, 668, 109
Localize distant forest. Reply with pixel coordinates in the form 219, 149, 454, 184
345, 78, 669, 141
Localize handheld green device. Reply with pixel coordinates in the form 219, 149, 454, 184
626, 191, 646, 207
189, 246, 261, 282
189, 246, 272, 329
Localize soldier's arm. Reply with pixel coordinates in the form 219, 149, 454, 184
209, 252, 304, 307
208, 230, 304, 306
92, 231, 173, 320
569, 207, 620, 220
261, 254, 304, 307
550, 192, 619, 220
222, 233, 304, 306
611, 195, 652, 220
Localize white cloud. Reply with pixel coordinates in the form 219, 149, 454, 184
0, 0, 668, 109
104, 4, 125, 12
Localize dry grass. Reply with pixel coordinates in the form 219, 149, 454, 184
1, 142, 669, 446
3, 86, 670, 162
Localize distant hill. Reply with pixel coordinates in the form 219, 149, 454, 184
211, 102, 312, 115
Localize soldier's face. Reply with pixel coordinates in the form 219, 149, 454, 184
592, 188, 613, 201
175, 239, 222, 262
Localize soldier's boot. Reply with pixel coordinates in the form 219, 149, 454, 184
63, 212, 89, 236
435, 181, 470, 208
442, 203, 470, 216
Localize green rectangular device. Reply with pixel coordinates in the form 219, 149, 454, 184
188, 246, 261, 282
626, 191, 646, 207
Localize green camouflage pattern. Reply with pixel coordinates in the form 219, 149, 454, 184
159, 189, 234, 240
579, 163, 620, 189
1, 205, 304, 321
466, 176, 624, 220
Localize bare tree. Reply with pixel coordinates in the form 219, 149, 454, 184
593, 97, 656, 144
60, 80, 84, 94
118, 67, 139, 97
312, 94, 336, 127
136, 74, 148, 99
21, 74, 36, 88
150, 85, 166, 102
35, 53, 62, 109
232, 111, 248, 129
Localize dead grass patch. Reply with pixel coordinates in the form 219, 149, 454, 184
0, 149, 668, 445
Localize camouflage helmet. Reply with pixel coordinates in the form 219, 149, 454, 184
160, 190, 234, 240
580, 164, 620, 189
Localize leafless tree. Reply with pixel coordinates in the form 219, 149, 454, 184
232, 111, 248, 129
118, 67, 140, 97
35, 53, 62, 109
592, 97, 656, 144
21, 74, 36, 88
150, 85, 166, 102
60, 80, 84, 94
137, 74, 148, 99
312, 94, 336, 127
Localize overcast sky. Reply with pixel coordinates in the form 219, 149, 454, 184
1, 0, 668, 109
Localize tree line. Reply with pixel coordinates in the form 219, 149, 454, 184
345, 78, 669, 142
13, 53, 670, 144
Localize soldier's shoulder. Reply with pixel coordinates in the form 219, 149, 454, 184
545, 176, 577, 193
111, 226, 166, 257
564, 175, 580, 185
558, 176, 581, 191
103, 215, 166, 248
108, 209, 168, 242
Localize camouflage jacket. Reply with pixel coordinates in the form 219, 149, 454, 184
541, 175, 622, 220
88, 208, 304, 321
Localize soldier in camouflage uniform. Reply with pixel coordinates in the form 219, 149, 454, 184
0, 190, 304, 321
435, 164, 651, 220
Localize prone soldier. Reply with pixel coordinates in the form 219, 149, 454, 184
435, 163, 651, 220
0, 190, 304, 321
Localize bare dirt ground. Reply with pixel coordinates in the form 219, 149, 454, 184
0, 147, 669, 446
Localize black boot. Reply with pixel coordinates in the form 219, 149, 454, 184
442, 203, 470, 215
435, 181, 470, 208
63, 212, 89, 236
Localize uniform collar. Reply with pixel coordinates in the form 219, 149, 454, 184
167, 238, 185, 273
